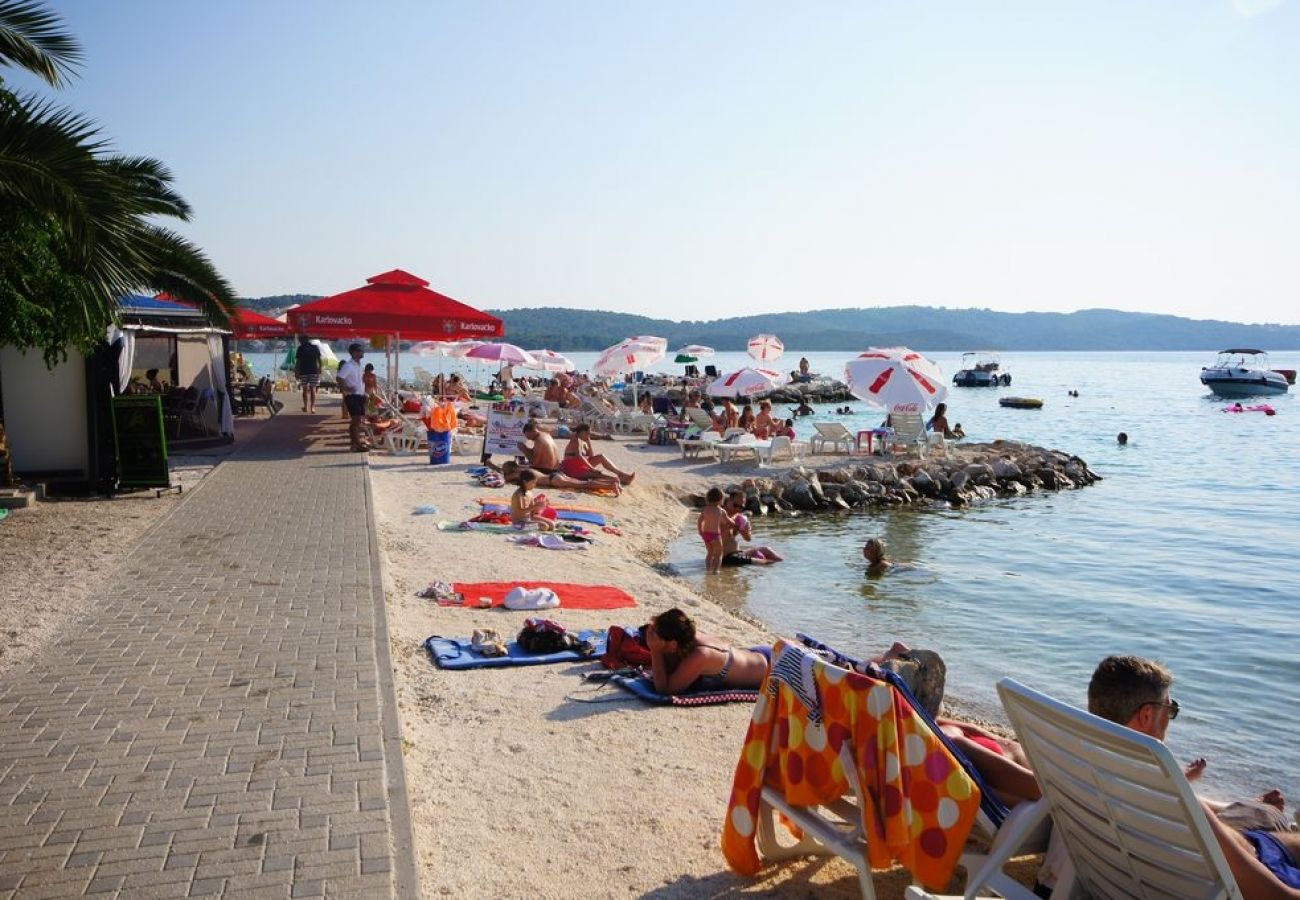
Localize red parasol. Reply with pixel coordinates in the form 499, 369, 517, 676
286, 269, 503, 341
232, 308, 292, 339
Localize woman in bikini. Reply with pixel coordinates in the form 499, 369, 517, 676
645, 607, 771, 695
499, 460, 620, 495
562, 423, 635, 485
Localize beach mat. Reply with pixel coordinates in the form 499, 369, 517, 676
437, 520, 587, 534
425, 630, 605, 670
611, 674, 759, 706
478, 501, 607, 527
453, 582, 637, 610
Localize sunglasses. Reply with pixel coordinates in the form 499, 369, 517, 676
1144, 697, 1180, 720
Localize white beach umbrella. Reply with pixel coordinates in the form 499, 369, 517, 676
410, 340, 459, 357
443, 340, 486, 359
843, 347, 948, 411
593, 338, 667, 404
592, 339, 667, 377
747, 334, 785, 362
524, 349, 575, 373
674, 344, 715, 358
707, 366, 789, 398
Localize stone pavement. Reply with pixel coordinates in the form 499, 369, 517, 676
0, 411, 418, 898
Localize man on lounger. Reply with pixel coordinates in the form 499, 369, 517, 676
1085, 656, 1300, 898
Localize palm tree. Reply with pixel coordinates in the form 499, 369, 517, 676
0, 0, 235, 361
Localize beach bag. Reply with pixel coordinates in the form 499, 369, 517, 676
516, 617, 572, 654
599, 624, 651, 670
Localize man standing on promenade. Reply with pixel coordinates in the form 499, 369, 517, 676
1086, 656, 1300, 898
517, 419, 559, 471
294, 335, 322, 413
337, 343, 370, 452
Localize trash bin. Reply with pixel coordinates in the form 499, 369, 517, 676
427, 430, 451, 465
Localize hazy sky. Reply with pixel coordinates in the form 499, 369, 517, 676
13, 1, 1300, 322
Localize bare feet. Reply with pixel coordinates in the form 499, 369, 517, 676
620, 472, 636, 485
1184, 758, 1207, 782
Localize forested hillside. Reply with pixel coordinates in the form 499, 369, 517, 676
235, 297, 1300, 351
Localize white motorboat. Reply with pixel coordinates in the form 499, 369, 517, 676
1199, 349, 1292, 398
952, 351, 1010, 387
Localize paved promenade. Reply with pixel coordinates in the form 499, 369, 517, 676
0, 411, 418, 898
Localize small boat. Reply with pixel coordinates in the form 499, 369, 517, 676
952, 351, 1010, 387
999, 397, 1043, 409
1199, 349, 1290, 398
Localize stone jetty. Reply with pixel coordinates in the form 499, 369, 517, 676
686, 441, 1102, 514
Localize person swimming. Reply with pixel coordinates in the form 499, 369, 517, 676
863, 537, 892, 576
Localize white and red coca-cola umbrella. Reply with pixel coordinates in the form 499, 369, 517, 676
463, 342, 537, 368
524, 349, 575, 373
706, 366, 789, 398
843, 347, 948, 411
592, 338, 667, 377
747, 333, 785, 362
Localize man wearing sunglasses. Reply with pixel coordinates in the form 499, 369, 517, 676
1086, 656, 1300, 898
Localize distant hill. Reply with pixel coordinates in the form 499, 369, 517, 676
484, 306, 1300, 351
235, 298, 1300, 351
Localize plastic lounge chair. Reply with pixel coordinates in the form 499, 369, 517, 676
887, 411, 939, 458
729, 639, 1047, 900
679, 430, 721, 460
715, 434, 763, 465
760, 435, 806, 465
684, 407, 716, 430
810, 422, 855, 454
906, 679, 1243, 900
789, 636, 1049, 900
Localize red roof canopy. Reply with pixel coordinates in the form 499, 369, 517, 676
286, 269, 504, 341
232, 308, 292, 339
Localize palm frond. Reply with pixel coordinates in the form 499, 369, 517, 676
0, 0, 82, 88
135, 224, 236, 327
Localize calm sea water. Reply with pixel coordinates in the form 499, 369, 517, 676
242, 345, 1299, 803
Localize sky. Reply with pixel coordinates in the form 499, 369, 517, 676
10, 1, 1300, 323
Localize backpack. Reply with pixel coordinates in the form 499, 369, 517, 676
516, 617, 573, 655
599, 624, 652, 670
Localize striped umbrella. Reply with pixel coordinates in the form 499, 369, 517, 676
843, 347, 948, 411
747, 334, 785, 362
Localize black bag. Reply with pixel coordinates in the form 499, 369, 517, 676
516, 618, 572, 655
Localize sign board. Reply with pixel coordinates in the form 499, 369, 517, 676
110, 395, 171, 489
483, 401, 530, 458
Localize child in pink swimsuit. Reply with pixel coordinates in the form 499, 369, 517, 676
697, 487, 734, 574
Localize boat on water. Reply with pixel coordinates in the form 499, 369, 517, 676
952, 351, 1010, 387
1199, 349, 1292, 398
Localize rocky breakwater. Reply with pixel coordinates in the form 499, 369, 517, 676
686, 442, 1101, 514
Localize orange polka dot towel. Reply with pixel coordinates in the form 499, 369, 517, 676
721, 640, 982, 889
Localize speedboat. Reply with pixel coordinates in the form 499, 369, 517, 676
952, 351, 1010, 387
1199, 349, 1291, 398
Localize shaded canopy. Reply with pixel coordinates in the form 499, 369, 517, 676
286, 269, 503, 341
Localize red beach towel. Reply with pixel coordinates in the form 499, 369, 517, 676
452, 582, 637, 610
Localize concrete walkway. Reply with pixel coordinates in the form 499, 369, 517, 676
0, 411, 418, 898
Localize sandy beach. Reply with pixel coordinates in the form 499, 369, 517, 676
372, 433, 1032, 898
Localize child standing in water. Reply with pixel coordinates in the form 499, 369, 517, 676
697, 487, 734, 573
510, 468, 554, 531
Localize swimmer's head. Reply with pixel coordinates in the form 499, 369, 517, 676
863, 537, 886, 564
1117, 432, 1128, 445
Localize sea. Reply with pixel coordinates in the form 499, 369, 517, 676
242, 347, 1300, 804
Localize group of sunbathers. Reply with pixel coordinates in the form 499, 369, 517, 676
645, 619, 1300, 897
498, 418, 635, 496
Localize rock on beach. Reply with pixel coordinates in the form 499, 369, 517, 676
685, 441, 1101, 513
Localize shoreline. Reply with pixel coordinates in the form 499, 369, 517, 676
371, 434, 1034, 897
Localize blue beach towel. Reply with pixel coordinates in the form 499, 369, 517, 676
478, 502, 608, 527
425, 631, 606, 670
610, 673, 759, 707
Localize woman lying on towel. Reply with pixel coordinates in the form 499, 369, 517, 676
499, 460, 620, 495
646, 608, 771, 695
